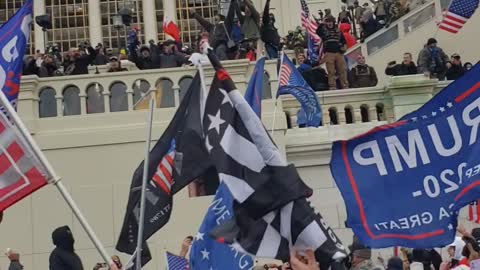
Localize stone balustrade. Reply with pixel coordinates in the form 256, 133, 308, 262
282, 75, 451, 128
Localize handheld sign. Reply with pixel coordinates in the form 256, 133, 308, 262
331, 64, 480, 248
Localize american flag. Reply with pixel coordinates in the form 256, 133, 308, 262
300, 0, 323, 56
439, 0, 479, 34
166, 251, 189, 270
151, 140, 176, 195
468, 200, 480, 224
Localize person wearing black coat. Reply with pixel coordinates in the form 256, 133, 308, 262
385, 52, 418, 76
261, 0, 280, 59
129, 46, 160, 70
445, 53, 465, 81
49, 226, 84, 270
64, 44, 96, 75
159, 40, 187, 69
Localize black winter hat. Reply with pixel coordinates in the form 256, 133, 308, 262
427, 38, 437, 45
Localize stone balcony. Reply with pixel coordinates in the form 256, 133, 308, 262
1, 61, 460, 270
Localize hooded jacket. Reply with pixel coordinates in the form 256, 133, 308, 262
260, 0, 280, 47
49, 226, 84, 270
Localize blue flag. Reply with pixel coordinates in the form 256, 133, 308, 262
277, 54, 321, 127
190, 183, 254, 270
307, 34, 319, 65
0, 0, 32, 109
330, 64, 480, 248
166, 251, 189, 270
244, 57, 265, 118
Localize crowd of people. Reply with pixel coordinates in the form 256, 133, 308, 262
19, 0, 476, 94
4, 224, 480, 270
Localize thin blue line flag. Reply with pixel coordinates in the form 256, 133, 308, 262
189, 183, 254, 270
277, 54, 321, 127
330, 64, 480, 248
244, 57, 265, 118
0, 0, 32, 110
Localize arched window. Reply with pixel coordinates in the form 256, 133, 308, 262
86, 83, 105, 114
345, 106, 354, 124
262, 72, 272, 99
156, 79, 174, 108
133, 79, 151, 105
39, 88, 57, 118
63, 86, 81, 116
360, 104, 369, 123
376, 103, 386, 121
179, 76, 193, 102
110, 82, 128, 112
329, 107, 338, 125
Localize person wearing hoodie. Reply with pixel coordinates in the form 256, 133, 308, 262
261, 0, 280, 59
49, 225, 84, 270
339, 20, 357, 49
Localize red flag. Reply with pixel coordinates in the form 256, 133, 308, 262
163, 16, 181, 42
0, 109, 49, 212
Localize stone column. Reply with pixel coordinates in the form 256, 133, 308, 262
142, 0, 158, 43
88, 0, 103, 46
33, 0, 46, 53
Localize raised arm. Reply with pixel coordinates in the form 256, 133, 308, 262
190, 9, 214, 32
245, 0, 260, 24
263, 0, 271, 26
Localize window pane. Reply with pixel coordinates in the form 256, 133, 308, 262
39, 88, 57, 118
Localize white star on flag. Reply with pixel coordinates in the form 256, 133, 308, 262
411, 117, 418, 122
439, 107, 446, 112
196, 232, 205, 241
432, 111, 437, 116
208, 110, 225, 134
422, 115, 428, 119
447, 102, 453, 108
448, 224, 453, 230
219, 88, 233, 106
201, 248, 210, 260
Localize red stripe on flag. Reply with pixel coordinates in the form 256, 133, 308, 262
476, 200, 480, 224
0, 167, 48, 212
439, 25, 459, 33
0, 142, 24, 175
0, 120, 5, 133
469, 203, 474, 221
159, 165, 172, 184
152, 174, 171, 195
444, 13, 468, 24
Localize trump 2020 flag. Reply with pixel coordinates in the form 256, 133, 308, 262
0, 0, 48, 212
244, 57, 265, 118
0, 0, 32, 110
330, 63, 480, 248
439, 0, 479, 34
189, 183, 253, 270
277, 54, 321, 127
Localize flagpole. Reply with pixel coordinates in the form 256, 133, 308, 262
271, 50, 285, 134
0, 91, 113, 266
136, 91, 156, 270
